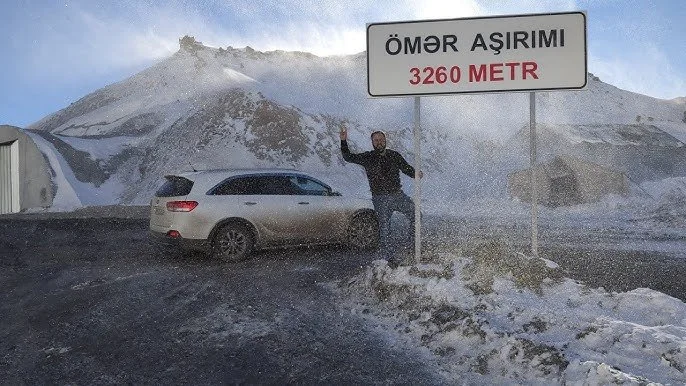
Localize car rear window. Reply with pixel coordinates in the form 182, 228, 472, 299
155, 176, 194, 197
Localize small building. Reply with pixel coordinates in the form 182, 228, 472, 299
509, 123, 686, 183
508, 155, 628, 207
0, 125, 53, 214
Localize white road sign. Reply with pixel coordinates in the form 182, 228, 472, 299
367, 12, 587, 97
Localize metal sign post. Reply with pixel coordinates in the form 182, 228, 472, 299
529, 92, 538, 257
366, 11, 587, 263
413, 97, 422, 263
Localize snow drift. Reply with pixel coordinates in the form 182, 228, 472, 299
340, 244, 686, 384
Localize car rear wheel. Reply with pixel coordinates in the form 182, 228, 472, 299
212, 223, 255, 262
347, 213, 379, 250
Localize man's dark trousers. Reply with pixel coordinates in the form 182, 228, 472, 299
372, 191, 415, 248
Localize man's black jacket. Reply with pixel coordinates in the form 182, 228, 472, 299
341, 140, 415, 196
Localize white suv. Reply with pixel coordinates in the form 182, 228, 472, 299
150, 169, 379, 261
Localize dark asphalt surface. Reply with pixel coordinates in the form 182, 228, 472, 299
0, 217, 447, 384
1, 214, 685, 384
423, 215, 686, 302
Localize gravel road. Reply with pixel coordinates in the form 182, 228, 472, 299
1, 208, 685, 384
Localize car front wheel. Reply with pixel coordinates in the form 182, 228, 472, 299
212, 223, 255, 262
347, 213, 379, 250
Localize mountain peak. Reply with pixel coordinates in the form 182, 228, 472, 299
179, 35, 205, 53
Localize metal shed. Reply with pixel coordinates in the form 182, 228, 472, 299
0, 125, 53, 214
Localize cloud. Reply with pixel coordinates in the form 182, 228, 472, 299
9, 0, 684, 101
172, 0, 492, 55
21, 5, 182, 82
200, 0, 484, 55
21, 0, 576, 77
75, 10, 178, 66
590, 45, 685, 100
196, 0, 585, 55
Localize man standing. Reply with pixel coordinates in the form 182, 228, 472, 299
340, 127, 423, 254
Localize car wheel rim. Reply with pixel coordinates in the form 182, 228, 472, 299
219, 229, 247, 258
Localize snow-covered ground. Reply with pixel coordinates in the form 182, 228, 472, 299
339, 251, 686, 385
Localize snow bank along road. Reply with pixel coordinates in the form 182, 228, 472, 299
0, 212, 684, 384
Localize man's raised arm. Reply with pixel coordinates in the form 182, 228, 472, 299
340, 126, 365, 165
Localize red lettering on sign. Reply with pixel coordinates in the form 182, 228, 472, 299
489, 63, 504, 81
505, 62, 520, 79
523, 61, 539, 79
469, 64, 487, 82
410, 61, 539, 85
469, 61, 539, 82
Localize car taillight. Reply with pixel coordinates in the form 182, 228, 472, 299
166, 201, 199, 212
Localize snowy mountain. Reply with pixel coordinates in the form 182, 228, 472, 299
23, 36, 686, 210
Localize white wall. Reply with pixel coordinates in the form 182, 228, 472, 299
0, 125, 53, 213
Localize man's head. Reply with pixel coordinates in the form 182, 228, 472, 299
370, 130, 386, 152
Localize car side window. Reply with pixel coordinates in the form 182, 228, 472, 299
211, 177, 262, 195
260, 176, 300, 195
289, 176, 330, 196
210, 175, 327, 196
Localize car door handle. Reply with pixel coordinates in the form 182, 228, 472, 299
298, 202, 310, 205
244, 202, 257, 205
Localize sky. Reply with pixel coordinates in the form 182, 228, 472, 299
1, 0, 684, 128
